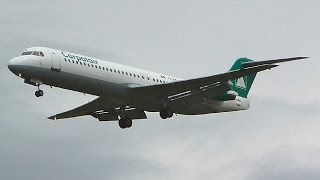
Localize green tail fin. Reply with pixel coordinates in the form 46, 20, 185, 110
229, 58, 257, 98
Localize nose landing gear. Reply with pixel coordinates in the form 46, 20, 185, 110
24, 79, 44, 97
35, 86, 44, 97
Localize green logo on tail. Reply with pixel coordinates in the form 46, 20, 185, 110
229, 58, 257, 98
235, 76, 247, 90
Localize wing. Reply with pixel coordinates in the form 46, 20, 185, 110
48, 97, 147, 121
130, 64, 278, 99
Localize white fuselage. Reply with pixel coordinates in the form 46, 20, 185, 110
8, 47, 250, 115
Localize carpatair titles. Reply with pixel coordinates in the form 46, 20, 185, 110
61, 52, 98, 64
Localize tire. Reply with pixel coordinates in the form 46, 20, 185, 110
126, 118, 132, 128
39, 90, 44, 96
160, 109, 168, 119
118, 119, 127, 129
167, 109, 174, 118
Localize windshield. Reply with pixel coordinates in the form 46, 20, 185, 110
21, 51, 44, 57
21, 51, 33, 55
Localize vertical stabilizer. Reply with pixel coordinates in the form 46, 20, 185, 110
229, 58, 257, 98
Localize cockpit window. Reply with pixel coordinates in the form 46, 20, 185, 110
21, 51, 33, 55
32, 51, 40, 56
21, 51, 44, 57
33, 51, 44, 57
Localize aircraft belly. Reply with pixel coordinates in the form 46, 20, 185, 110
20, 65, 128, 99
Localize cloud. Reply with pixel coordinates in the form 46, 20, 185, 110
245, 146, 320, 180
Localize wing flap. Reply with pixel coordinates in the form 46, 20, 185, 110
93, 108, 147, 121
92, 112, 119, 121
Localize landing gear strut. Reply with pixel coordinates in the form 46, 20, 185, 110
160, 108, 174, 119
35, 85, 44, 97
118, 118, 132, 129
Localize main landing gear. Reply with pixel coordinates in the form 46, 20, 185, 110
35, 86, 44, 97
118, 118, 132, 129
160, 108, 174, 119
118, 108, 133, 129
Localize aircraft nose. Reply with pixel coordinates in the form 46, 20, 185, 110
8, 58, 14, 72
8, 57, 19, 74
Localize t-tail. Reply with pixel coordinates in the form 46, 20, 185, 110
229, 58, 256, 98
228, 56, 308, 98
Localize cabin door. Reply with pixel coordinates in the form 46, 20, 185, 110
49, 49, 61, 72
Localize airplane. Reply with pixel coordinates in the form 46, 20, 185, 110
7, 47, 307, 129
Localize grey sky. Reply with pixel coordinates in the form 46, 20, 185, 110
1, 0, 319, 179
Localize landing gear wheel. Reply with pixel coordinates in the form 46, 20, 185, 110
119, 119, 127, 129
118, 118, 133, 129
38, 90, 44, 96
160, 109, 168, 119
35, 90, 44, 97
126, 118, 132, 128
160, 108, 174, 119
167, 109, 174, 118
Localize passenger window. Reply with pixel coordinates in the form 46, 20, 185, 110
102, 67, 105, 70
99, 66, 101, 69
110, 69, 113, 72
126, 72, 128, 75
40, 52, 44, 57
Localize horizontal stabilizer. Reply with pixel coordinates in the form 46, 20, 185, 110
242, 57, 308, 68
